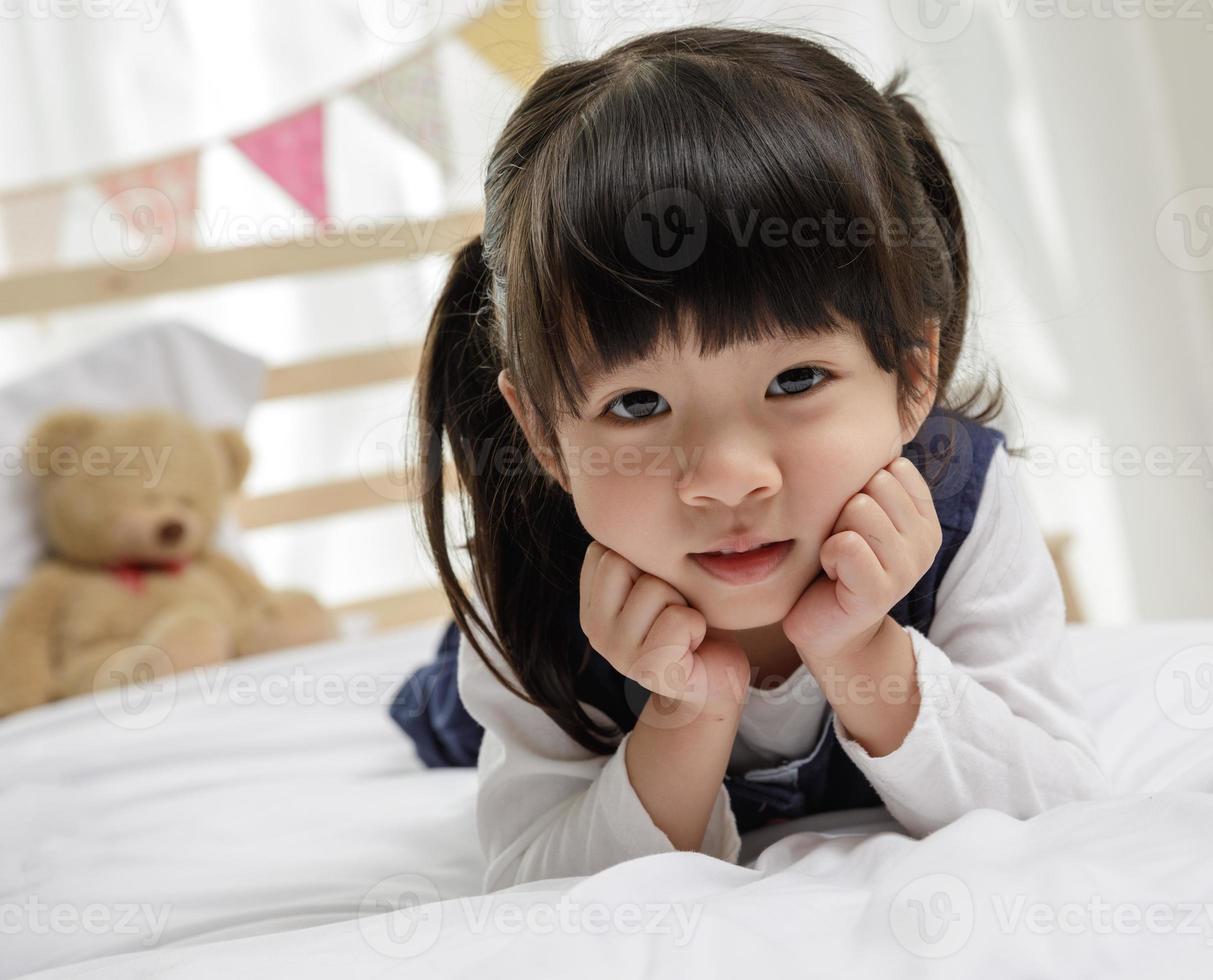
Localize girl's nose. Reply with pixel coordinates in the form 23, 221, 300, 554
674, 429, 781, 508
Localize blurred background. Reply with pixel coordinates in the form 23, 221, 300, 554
0, 0, 1209, 627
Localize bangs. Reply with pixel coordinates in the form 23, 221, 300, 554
514, 51, 905, 423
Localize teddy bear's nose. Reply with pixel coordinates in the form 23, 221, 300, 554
158, 520, 185, 545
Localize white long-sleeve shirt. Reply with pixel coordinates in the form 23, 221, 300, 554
456, 442, 1111, 893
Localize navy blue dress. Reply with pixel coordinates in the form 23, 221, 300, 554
391, 406, 1006, 834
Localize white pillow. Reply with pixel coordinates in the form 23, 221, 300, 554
0, 320, 266, 616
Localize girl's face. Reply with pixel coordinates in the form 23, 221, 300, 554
499, 321, 937, 631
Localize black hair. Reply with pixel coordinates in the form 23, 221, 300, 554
410, 25, 1013, 754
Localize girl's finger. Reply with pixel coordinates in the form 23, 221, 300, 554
629, 603, 705, 699
579, 541, 606, 625
582, 545, 640, 640
863, 466, 919, 536
835, 491, 902, 575
826, 530, 885, 616
888, 456, 937, 521
615, 573, 686, 658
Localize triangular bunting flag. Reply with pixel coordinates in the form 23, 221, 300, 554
0, 185, 66, 273
233, 103, 328, 221
457, 2, 545, 90
353, 48, 451, 179
96, 150, 200, 257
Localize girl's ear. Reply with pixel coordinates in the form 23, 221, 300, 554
900, 321, 941, 444
497, 369, 569, 493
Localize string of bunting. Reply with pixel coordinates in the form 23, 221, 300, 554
0, 2, 544, 276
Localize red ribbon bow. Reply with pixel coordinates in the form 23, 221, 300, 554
106, 559, 189, 593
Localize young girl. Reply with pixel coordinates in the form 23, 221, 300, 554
391, 25, 1108, 893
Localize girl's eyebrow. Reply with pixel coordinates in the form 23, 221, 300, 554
583, 357, 655, 384
576, 354, 660, 393
580, 333, 855, 390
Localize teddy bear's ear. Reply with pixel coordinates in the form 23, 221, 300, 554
25, 409, 100, 477
212, 428, 252, 492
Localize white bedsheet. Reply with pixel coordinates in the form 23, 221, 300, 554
3, 617, 1212, 977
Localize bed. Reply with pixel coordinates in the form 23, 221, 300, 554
0, 211, 1204, 976
4, 614, 1213, 977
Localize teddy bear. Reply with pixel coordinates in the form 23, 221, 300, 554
0, 407, 339, 717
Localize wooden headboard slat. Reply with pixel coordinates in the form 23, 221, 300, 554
261, 343, 422, 400
0, 209, 484, 317
233, 459, 460, 528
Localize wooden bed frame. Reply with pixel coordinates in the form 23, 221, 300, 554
0, 205, 1086, 632
233, 338, 462, 633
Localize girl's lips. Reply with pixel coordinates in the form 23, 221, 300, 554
689, 539, 794, 585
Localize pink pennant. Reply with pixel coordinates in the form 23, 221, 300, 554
96, 151, 199, 255
233, 104, 328, 222
353, 49, 449, 177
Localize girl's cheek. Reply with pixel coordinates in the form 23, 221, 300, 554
569, 467, 669, 556
567, 468, 632, 538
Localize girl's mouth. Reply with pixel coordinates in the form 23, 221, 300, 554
689, 540, 794, 585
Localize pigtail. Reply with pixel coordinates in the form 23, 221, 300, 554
883, 68, 1012, 451
882, 70, 966, 397
411, 234, 515, 702
410, 233, 621, 754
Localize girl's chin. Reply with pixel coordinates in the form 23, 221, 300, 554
690, 595, 796, 633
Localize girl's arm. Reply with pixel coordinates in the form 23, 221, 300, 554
456, 597, 743, 893
826, 442, 1111, 836
625, 680, 743, 853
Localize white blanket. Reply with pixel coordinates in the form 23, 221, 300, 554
4, 617, 1212, 977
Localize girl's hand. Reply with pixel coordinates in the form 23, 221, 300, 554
579, 541, 751, 722
782, 456, 942, 665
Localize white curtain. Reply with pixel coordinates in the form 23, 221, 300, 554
566, 1, 1213, 624
1, 0, 1209, 623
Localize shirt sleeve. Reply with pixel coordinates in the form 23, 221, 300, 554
831, 442, 1112, 837
456, 598, 742, 892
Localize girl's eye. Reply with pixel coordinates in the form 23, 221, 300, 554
767, 365, 832, 397
600, 365, 833, 425
604, 390, 667, 423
